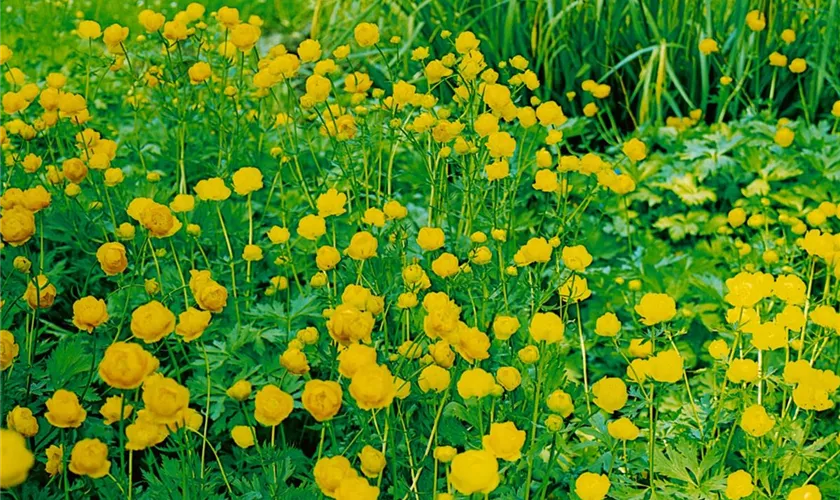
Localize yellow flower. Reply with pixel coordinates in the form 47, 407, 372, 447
0, 206, 35, 246
456, 368, 495, 399
268, 226, 291, 244
142, 374, 190, 424
125, 416, 168, 451
417, 226, 445, 251
546, 389, 574, 417
45, 389, 86, 428
350, 364, 395, 410
492, 315, 520, 340
482, 421, 526, 461
486, 131, 516, 158
740, 404, 774, 437
0, 429, 34, 488
518, 345, 540, 364
103, 23, 128, 47
327, 304, 375, 345
725, 470, 754, 500
698, 38, 719, 55
254, 385, 294, 426
516, 237, 553, 265
230, 23, 260, 51
594, 312, 621, 337
769, 51, 788, 67
280, 347, 310, 375
529, 312, 564, 343
77, 20, 102, 39
559, 275, 591, 302
708, 339, 729, 359
532, 169, 558, 192
1, 330, 20, 371
131, 300, 176, 343
175, 307, 212, 342
298, 214, 327, 240
575, 472, 611, 500
72, 296, 109, 332
788, 58, 807, 73
648, 349, 684, 383
226, 380, 252, 401
418, 364, 451, 393
194, 177, 231, 201
725, 271, 773, 308
298, 38, 322, 62
232, 166, 264, 195
607, 417, 640, 440
6, 406, 39, 437
138, 10, 166, 32
302, 380, 343, 422
69, 439, 110, 478
242, 244, 263, 261
450, 450, 499, 495
314, 456, 358, 498
622, 138, 647, 162
561, 245, 593, 271
775, 127, 795, 147
495, 366, 521, 391
99, 395, 133, 425
345, 231, 378, 260
383, 200, 407, 219
634, 292, 677, 325
787, 485, 821, 500
358, 445, 386, 478
188, 61, 211, 83
98, 341, 159, 389
592, 377, 627, 413
231, 426, 255, 448
45, 444, 63, 476
781, 29, 796, 43
745, 10, 766, 31
431, 252, 459, 278
189, 270, 228, 313
354, 22, 380, 47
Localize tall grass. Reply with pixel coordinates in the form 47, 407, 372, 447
384, 0, 840, 128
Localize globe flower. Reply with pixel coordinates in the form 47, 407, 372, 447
142, 374, 190, 425
99, 395, 133, 425
96, 241, 128, 275
529, 311, 565, 343
226, 380, 252, 401
457, 368, 495, 399
45, 389, 87, 428
725, 470, 754, 499
450, 450, 499, 495
1, 330, 19, 371
349, 364, 396, 410
594, 312, 621, 337
98, 341, 159, 389
354, 22, 380, 47
592, 377, 627, 413
482, 421, 526, 461
232, 166, 263, 195
194, 177, 231, 201
575, 472, 611, 500
254, 384, 294, 426
314, 455, 358, 498
175, 307, 212, 342
634, 293, 677, 325
72, 296, 109, 332
130, 301, 176, 343
302, 380, 343, 422
418, 364, 451, 393
6, 406, 39, 437
0, 430, 34, 488
230, 425, 255, 448
358, 445, 386, 478
740, 404, 775, 437
68, 439, 110, 478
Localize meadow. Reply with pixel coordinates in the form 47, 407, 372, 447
1, 0, 840, 498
